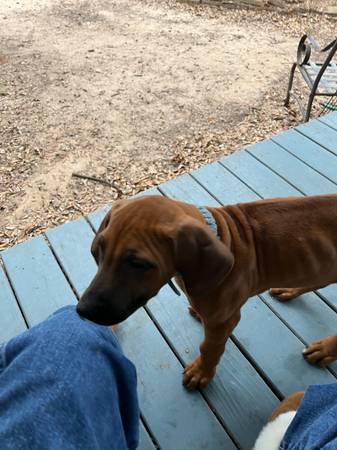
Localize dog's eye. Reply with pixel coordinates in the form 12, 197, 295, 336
127, 258, 155, 271
92, 234, 105, 264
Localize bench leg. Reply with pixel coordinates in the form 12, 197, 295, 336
305, 92, 315, 122
284, 63, 297, 107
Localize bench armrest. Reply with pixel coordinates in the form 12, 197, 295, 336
297, 34, 337, 67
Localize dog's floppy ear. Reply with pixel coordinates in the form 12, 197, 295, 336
91, 209, 112, 264
91, 200, 127, 263
173, 219, 234, 296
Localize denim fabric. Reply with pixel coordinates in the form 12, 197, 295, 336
0, 306, 139, 450
281, 383, 337, 450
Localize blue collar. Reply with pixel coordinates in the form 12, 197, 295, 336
196, 206, 219, 238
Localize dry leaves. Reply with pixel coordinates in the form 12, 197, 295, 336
1, 0, 336, 250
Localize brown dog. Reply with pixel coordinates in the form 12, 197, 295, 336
77, 194, 337, 390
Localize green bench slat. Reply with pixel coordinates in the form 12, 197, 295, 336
46, 218, 97, 297
1, 237, 76, 327
297, 118, 337, 156
148, 286, 278, 450
319, 111, 337, 131
272, 129, 337, 185
46, 218, 235, 450
247, 139, 337, 195
0, 265, 27, 341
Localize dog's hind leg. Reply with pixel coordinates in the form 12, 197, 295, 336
269, 284, 329, 302
269, 287, 312, 301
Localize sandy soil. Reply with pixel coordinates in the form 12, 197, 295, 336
0, 0, 335, 248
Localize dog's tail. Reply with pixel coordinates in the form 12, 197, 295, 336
253, 411, 296, 450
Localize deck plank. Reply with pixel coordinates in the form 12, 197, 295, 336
1, 232, 157, 450
191, 161, 259, 204
297, 118, 337, 156
46, 218, 161, 449
46, 218, 97, 297
139, 424, 156, 450
88, 205, 111, 232
318, 284, 337, 313
247, 139, 337, 195
159, 174, 219, 206
47, 217, 235, 450
1, 237, 76, 326
319, 111, 337, 131
234, 297, 336, 394
119, 307, 236, 450
272, 129, 337, 185
148, 286, 279, 449
0, 265, 27, 341
259, 290, 337, 374
219, 150, 299, 198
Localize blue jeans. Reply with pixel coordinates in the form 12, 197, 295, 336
281, 384, 337, 449
0, 306, 139, 450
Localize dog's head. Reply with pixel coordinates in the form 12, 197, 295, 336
77, 196, 234, 325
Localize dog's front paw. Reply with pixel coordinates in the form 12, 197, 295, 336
183, 357, 215, 391
303, 335, 337, 367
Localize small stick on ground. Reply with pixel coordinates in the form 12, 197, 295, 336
72, 173, 124, 195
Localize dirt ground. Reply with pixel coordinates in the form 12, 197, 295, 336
0, 0, 336, 249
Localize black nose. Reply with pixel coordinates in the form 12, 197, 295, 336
77, 302, 112, 325
76, 295, 130, 326
76, 300, 96, 321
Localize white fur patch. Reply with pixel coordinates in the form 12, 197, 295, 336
253, 411, 296, 450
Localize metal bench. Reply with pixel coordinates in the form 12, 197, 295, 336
285, 34, 337, 122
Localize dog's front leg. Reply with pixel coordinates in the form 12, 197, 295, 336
183, 311, 240, 391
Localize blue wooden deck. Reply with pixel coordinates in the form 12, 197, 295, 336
2, 112, 337, 449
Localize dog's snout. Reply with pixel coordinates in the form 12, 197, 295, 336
76, 299, 113, 325
77, 287, 133, 326
77, 288, 107, 321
